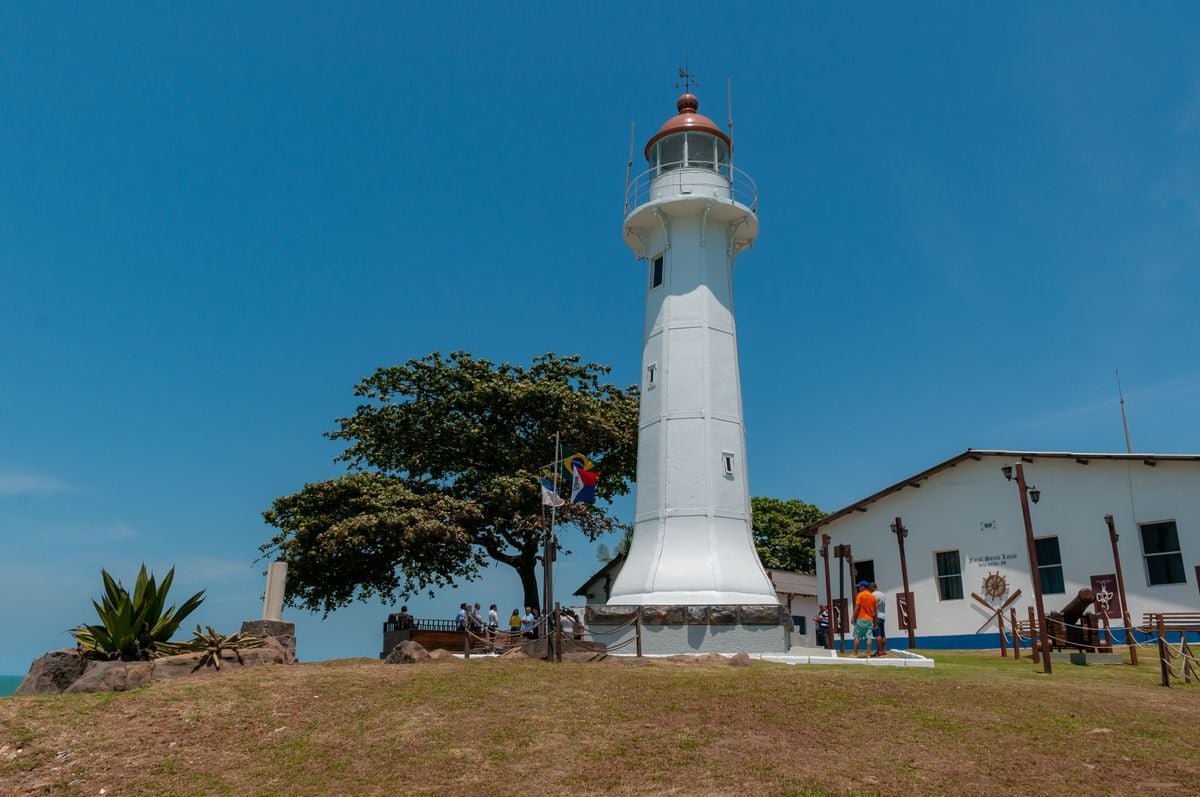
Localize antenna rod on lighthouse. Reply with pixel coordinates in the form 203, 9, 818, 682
1116, 369, 1133, 453
624, 121, 636, 218
727, 76, 734, 173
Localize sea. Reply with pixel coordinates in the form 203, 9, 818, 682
0, 675, 22, 697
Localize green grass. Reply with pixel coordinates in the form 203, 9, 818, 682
0, 652, 1197, 796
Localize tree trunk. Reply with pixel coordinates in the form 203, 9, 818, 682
516, 558, 541, 613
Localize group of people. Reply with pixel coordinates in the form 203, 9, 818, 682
812, 580, 888, 657
450, 602, 587, 650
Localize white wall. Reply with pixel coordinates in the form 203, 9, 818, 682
814, 455, 1200, 648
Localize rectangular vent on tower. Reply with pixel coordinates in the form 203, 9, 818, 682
722, 451, 735, 477
650, 255, 664, 289
646, 362, 657, 390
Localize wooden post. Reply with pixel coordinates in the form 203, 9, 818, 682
554, 602, 563, 663
1011, 607, 1020, 660
1183, 639, 1195, 684
997, 610, 1007, 658
464, 627, 470, 659
1104, 514, 1138, 665
892, 517, 917, 649
1029, 606, 1040, 665
1014, 464, 1052, 674
821, 534, 834, 650
1157, 616, 1170, 688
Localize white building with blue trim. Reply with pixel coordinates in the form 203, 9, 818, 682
802, 450, 1199, 650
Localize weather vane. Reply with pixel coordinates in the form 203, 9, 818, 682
676, 57, 699, 93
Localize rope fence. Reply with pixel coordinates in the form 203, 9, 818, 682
456, 607, 646, 661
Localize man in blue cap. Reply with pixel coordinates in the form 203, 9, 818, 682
852, 580, 877, 658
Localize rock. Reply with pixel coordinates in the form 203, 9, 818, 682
708, 605, 739, 625
728, 652, 753, 668
499, 647, 528, 659
64, 661, 154, 693
384, 640, 431, 664
640, 605, 686, 625
240, 620, 297, 663
585, 605, 638, 625
15, 649, 87, 695
152, 637, 286, 682
738, 605, 784, 625
696, 653, 728, 664
427, 649, 462, 662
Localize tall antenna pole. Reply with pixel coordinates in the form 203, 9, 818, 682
1116, 369, 1133, 453
727, 76, 734, 173
624, 121, 636, 218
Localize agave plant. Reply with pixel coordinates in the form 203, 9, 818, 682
71, 565, 206, 661
167, 626, 266, 672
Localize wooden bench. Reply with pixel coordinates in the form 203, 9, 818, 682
1141, 612, 1200, 633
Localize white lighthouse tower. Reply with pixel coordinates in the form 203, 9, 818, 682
608, 91, 778, 607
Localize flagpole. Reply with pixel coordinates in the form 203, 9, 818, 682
544, 432, 560, 655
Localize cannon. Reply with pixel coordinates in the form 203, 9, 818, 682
1046, 588, 1112, 652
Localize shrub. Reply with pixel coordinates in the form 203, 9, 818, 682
71, 565, 206, 661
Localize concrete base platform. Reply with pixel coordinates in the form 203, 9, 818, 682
1051, 651, 1126, 666
587, 604, 791, 655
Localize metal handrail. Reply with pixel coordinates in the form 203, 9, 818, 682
624, 161, 758, 218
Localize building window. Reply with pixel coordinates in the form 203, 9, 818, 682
1035, 536, 1065, 594
854, 559, 875, 587
650, 255, 664, 289
792, 615, 807, 635
1140, 520, 1186, 586
646, 362, 657, 390
935, 550, 963, 600
722, 451, 735, 476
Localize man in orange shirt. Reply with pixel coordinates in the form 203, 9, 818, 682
852, 580, 877, 658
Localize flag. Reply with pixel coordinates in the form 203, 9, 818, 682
560, 449, 597, 478
570, 464, 600, 504
540, 478, 564, 507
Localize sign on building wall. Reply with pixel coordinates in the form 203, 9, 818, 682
831, 598, 849, 633
1089, 574, 1122, 619
966, 552, 1020, 570
895, 592, 916, 630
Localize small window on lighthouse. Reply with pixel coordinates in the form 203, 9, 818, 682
650, 255, 664, 289
722, 451, 735, 477
646, 362, 657, 390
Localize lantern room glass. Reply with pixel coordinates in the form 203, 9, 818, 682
650, 132, 729, 177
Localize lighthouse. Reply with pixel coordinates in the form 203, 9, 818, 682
608, 91, 778, 607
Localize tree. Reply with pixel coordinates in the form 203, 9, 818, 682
261, 351, 639, 614
751, 496, 826, 574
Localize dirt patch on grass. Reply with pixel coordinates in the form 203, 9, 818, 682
1, 652, 1197, 796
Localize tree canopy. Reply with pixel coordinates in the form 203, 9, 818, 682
751, 496, 826, 574
261, 351, 639, 614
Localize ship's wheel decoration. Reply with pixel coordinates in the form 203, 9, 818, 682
982, 571, 1008, 602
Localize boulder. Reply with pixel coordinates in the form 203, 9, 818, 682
728, 651, 753, 668
15, 649, 87, 695
384, 640, 430, 664
427, 648, 462, 662
152, 637, 287, 683
64, 660, 154, 693
240, 620, 297, 663
499, 646, 528, 659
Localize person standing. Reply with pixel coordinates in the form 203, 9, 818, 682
814, 604, 830, 649
852, 581, 877, 658
521, 606, 535, 639
455, 603, 468, 631
870, 582, 887, 657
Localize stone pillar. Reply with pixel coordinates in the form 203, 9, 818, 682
241, 619, 297, 664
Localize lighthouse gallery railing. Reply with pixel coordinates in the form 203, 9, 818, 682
624, 162, 759, 218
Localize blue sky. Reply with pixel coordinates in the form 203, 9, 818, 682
2, 4, 1198, 673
